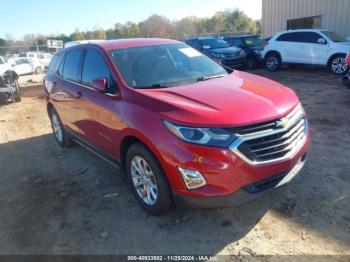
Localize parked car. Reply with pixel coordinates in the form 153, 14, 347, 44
343, 53, 350, 88
185, 37, 246, 67
262, 29, 350, 75
223, 35, 265, 69
0, 70, 20, 103
18, 52, 52, 68
44, 39, 310, 215
11, 58, 44, 75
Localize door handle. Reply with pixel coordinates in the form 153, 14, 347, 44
76, 91, 83, 98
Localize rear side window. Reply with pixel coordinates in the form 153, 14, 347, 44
82, 49, 113, 88
62, 49, 83, 82
276, 32, 301, 42
48, 52, 63, 74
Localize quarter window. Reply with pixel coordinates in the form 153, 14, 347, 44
61, 49, 83, 82
82, 49, 113, 88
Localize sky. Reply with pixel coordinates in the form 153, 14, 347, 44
0, 0, 262, 39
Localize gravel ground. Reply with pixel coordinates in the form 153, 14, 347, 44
0, 69, 349, 257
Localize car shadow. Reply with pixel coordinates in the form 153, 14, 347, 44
0, 132, 348, 255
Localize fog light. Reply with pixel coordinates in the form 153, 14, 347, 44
178, 167, 207, 189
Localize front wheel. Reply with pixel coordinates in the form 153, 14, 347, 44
11, 80, 21, 102
330, 55, 347, 75
35, 67, 43, 74
126, 143, 173, 216
265, 53, 281, 72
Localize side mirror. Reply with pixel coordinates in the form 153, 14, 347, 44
317, 38, 326, 45
92, 78, 108, 92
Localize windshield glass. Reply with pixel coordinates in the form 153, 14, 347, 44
110, 44, 228, 89
321, 31, 346, 42
199, 39, 229, 49
242, 36, 265, 47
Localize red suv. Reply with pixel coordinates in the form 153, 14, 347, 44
44, 39, 310, 215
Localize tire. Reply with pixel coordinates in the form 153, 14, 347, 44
126, 143, 173, 216
265, 53, 281, 72
246, 56, 257, 69
329, 55, 347, 75
12, 80, 21, 102
49, 107, 73, 148
35, 67, 43, 74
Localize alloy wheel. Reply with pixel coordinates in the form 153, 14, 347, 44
130, 156, 158, 206
266, 56, 279, 71
331, 57, 347, 74
51, 113, 63, 143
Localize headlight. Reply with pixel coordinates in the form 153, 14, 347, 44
254, 50, 261, 55
212, 53, 225, 59
163, 121, 237, 147
240, 49, 246, 57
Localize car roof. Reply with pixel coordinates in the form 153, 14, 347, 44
186, 36, 218, 40
64, 38, 182, 51
224, 35, 259, 39
278, 29, 328, 34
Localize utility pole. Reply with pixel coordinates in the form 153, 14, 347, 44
35, 39, 39, 52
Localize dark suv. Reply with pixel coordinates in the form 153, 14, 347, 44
185, 37, 246, 67
224, 35, 265, 69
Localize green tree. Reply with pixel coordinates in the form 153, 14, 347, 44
70, 29, 85, 41
139, 15, 175, 38
0, 38, 7, 55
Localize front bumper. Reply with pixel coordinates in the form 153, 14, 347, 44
220, 57, 246, 67
174, 154, 306, 208
0, 85, 17, 94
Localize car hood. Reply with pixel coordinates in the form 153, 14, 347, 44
210, 47, 241, 54
136, 71, 299, 127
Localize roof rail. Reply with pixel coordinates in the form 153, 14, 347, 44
64, 40, 106, 48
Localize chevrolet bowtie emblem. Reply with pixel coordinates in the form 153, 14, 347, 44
276, 118, 289, 128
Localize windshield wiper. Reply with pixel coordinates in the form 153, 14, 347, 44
135, 84, 173, 89
197, 74, 226, 82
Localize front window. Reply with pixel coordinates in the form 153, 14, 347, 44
321, 31, 346, 43
110, 44, 228, 89
199, 39, 229, 49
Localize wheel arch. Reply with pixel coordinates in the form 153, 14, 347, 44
119, 132, 166, 174
264, 50, 282, 62
47, 102, 54, 115
327, 53, 347, 67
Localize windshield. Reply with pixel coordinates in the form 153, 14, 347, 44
242, 36, 265, 47
321, 31, 346, 42
199, 39, 229, 49
110, 44, 228, 89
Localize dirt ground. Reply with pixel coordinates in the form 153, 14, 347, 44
0, 69, 349, 257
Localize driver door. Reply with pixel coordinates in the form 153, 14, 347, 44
73, 48, 121, 155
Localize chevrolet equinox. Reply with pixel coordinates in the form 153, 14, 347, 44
44, 39, 310, 215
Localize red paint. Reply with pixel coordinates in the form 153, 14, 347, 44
44, 39, 310, 199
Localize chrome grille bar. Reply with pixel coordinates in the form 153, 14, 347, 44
229, 104, 308, 165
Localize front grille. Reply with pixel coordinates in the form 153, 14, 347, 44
231, 104, 307, 164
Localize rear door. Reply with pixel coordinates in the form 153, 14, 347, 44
275, 32, 303, 63
52, 48, 84, 133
